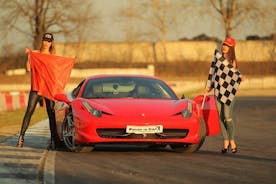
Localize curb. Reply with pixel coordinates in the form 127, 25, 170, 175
43, 151, 55, 184
0, 91, 28, 112
0, 119, 54, 184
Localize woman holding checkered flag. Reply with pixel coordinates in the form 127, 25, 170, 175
205, 37, 242, 154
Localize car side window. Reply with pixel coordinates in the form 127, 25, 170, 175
71, 80, 84, 98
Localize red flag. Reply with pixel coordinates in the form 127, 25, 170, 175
29, 51, 75, 100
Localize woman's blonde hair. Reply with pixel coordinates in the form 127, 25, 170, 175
228, 46, 236, 62
227, 46, 238, 68
49, 42, 56, 54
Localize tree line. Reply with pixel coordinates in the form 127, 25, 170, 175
0, 0, 275, 56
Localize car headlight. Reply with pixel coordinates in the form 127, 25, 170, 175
181, 102, 193, 118
82, 101, 102, 118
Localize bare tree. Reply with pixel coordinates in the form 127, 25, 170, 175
119, 0, 185, 42
119, 0, 139, 42
118, 0, 195, 63
118, 0, 139, 62
145, 0, 171, 62
208, 0, 266, 37
137, 0, 187, 61
0, 0, 100, 50
139, 0, 179, 42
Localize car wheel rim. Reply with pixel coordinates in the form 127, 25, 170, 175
63, 111, 78, 151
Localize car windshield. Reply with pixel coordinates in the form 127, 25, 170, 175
81, 77, 178, 100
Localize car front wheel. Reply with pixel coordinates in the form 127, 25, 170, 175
170, 117, 206, 153
62, 110, 94, 153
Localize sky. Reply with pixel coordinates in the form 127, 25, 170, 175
1, 0, 276, 54
91, 0, 276, 41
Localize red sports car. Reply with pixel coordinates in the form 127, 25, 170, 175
54, 75, 220, 152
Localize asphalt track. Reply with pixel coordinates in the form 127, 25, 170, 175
0, 97, 275, 184
0, 120, 50, 184
54, 97, 276, 184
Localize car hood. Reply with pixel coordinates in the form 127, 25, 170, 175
83, 98, 190, 117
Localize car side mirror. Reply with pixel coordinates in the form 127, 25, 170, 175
181, 94, 185, 99
54, 93, 71, 104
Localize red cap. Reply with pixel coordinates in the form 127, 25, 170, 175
223, 37, 236, 47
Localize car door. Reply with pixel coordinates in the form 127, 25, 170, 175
194, 95, 220, 136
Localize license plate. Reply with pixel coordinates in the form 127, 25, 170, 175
126, 125, 163, 134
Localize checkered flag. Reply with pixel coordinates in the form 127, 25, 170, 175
206, 50, 242, 105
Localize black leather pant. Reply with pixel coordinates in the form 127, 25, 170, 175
19, 91, 60, 144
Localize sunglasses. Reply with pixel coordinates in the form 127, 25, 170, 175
43, 39, 53, 43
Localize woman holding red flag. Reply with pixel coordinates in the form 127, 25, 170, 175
17, 33, 65, 149
205, 37, 242, 154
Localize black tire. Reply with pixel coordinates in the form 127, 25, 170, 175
62, 110, 94, 153
76, 146, 94, 153
148, 144, 168, 150
170, 117, 206, 153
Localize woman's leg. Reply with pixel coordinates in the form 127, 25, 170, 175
215, 98, 229, 152
224, 98, 237, 152
215, 98, 229, 140
18, 91, 41, 147
45, 98, 60, 149
19, 91, 41, 135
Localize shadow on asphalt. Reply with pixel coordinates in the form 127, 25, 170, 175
198, 150, 276, 163
0, 134, 50, 150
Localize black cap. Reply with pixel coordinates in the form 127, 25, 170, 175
42, 33, 54, 42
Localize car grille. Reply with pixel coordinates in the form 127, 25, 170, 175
96, 128, 189, 139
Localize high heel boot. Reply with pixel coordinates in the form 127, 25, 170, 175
17, 135, 24, 148
47, 137, 56, 150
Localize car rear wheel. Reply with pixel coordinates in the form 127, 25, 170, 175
62, 110, 94, 152
170, 117, 206, 153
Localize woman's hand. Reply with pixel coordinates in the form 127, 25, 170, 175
25, 48, 31, 54
204, 87, 211, 94
25, 48, 31, 72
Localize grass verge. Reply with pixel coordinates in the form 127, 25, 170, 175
0, 106, 47, 143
